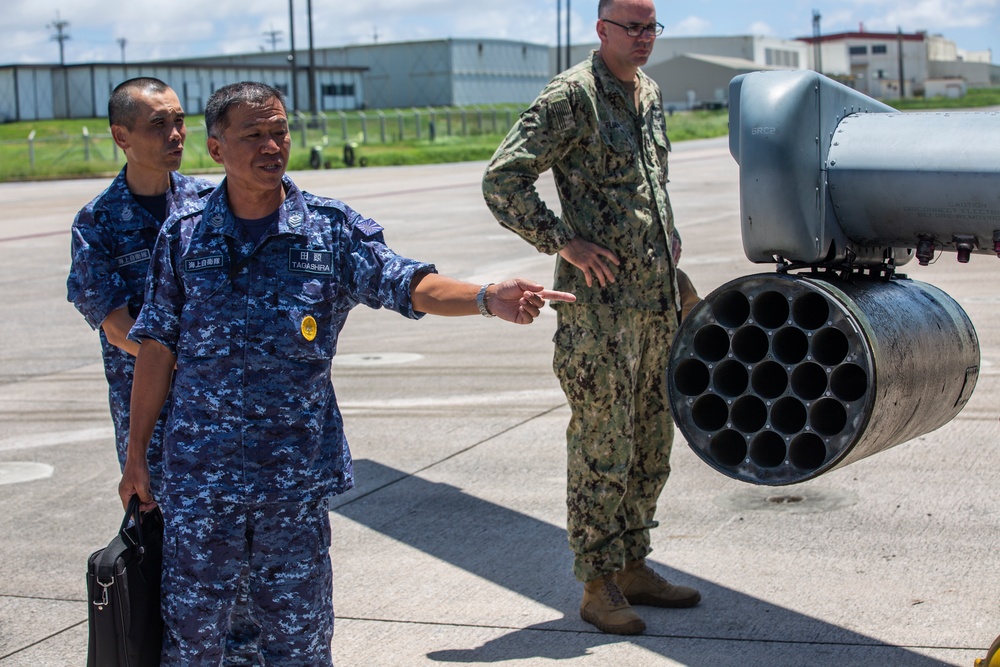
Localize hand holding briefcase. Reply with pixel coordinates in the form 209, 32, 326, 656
86, 495, 164, 667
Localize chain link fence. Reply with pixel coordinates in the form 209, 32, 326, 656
0, 105, 520, 181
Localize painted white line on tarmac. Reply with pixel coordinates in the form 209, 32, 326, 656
339, 388, 566, 411
0, 462, 55, 485
0, 426, 114, 452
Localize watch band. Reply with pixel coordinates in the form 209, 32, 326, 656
476, 283, 495, 317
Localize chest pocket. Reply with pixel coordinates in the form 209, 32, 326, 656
178, 265, 232, 359
599, 121, 640, 185
277, 276, 340, 361
114, 227, 159, 309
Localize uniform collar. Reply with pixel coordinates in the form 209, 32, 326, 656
201, 175, 315, 241
592, 50, 654, 110
112, 166, 179, 228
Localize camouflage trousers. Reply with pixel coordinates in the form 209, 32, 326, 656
553, 305, 678, 583
159, 497, 334, 666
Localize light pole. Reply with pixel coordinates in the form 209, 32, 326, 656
288, 0, 297, 110
307, 0, 317, 115
48, 11, 70, 66
812, 10, 822, 74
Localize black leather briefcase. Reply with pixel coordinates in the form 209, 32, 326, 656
86, 496, 164, 667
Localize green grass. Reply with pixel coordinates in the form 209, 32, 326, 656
0, 105, 734, 182
881, 86, 1000, 110
2, 86, 997, 181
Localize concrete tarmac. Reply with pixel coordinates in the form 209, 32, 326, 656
0, 137, 998, 666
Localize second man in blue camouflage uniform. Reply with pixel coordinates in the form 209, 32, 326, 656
67, 77, 215, 492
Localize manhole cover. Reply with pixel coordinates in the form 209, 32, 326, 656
0, 462, 54, 486
714, 487, 857, 514
332, 352, 423, 367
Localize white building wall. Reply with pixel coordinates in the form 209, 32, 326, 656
450, 40, 549, 106
843, 36, 929, 97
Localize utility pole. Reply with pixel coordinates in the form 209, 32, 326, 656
565, 0, 571, 71
307, 0, 317, 114
117, 37, 127, 65
288, 0, 297, 110
263, 24, 283, 51
48, 11, 70, 66
897, 27, 906, 99
812, 10, 822, 74
556, 0, 562, 72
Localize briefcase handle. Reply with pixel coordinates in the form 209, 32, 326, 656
120, 494, 147, 555
93, 495, 149, 607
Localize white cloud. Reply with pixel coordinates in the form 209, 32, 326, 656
668, 16, 712, 36
748, 21, 775, 36
848, 0, 1000, 31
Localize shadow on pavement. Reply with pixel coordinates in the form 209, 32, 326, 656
331, 460, 949, 666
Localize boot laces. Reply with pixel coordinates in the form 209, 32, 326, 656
602, 578, 628, 606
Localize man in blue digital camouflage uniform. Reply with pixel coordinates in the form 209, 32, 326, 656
117, 81, 574, 666
482, 0, 701, 636
68, 77, 215, 492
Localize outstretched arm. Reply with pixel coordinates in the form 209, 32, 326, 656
410, 273, 575, 325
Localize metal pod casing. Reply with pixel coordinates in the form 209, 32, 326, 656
667, 272, 979, 486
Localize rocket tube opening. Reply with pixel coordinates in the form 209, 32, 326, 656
752, 291, 791, 329
693, 324, 730, 362
749, 431, 787, 468
710, 430, 748, 467
771, 396, 808, 434
751, 361, 788, 399
692, 394, 729, 432
830, 363, 869, 402
732, 325, 769, 363
713, 290, 751, 329
714, 360, 749, 397
810, 398, 848, 436
773, 327, 809, 365
792, 292, 830, 330
791, 362, 828, 401
789, 433, 827, 471
812, 327, 850, 366
673, 358, 711, 397
731, 395, 767, 432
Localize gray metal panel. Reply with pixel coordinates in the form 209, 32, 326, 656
0, 69, 15, 121
827, 111, 1000, 252
729, 70, 895, 265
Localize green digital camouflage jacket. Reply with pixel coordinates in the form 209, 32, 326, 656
483, 50, 680, 312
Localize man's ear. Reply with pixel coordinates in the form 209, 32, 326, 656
110, 124, 130, 150
207, 136, 225, 165
596, 19, 609, 44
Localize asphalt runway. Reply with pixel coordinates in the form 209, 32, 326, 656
1, 137, 998, 666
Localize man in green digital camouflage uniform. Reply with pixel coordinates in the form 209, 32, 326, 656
482, 0, 700, 636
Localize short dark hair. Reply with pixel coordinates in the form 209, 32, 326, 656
108, 77, 170, 129
204, 82, 287, 139
597, 0, 614, 18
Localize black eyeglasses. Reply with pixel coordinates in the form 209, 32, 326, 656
602, 19, 664, 37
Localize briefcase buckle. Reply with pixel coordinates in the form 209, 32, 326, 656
94, 580, 112, 609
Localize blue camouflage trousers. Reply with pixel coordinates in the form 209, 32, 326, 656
553, 305, 678, 583
159, 497, 334, 666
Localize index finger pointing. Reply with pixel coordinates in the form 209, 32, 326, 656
536, 290, 576, 303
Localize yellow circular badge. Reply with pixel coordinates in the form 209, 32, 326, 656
301, 315, 317, 341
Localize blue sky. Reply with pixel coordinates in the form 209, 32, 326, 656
2, 0, 998, 66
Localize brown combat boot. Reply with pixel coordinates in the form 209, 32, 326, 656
579, 575, 646, 635
616, 559, 702, 608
